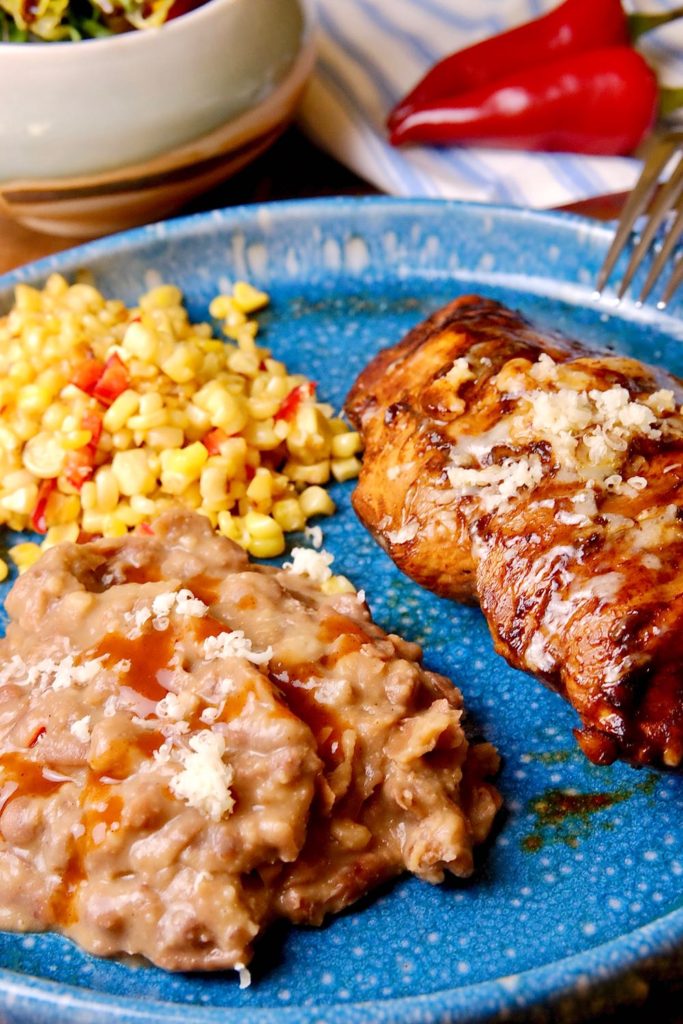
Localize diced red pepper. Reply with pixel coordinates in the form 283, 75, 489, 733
63, 450, 95, 491
30, 479, 56, 535
138, 522, 155, 536
91, 354, 130, 407
70, 358, 105, 395
274, 382, 317, 422
202, 427, 229, 456
81, 410, 103, 451
245, 464, 256, 482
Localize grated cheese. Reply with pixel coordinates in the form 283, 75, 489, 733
447, 455, 544, 513
303, 524, 323, 549
70, 715, 92, 743
385, 520, 419, 544
445, 357, 475, 391
202, 631, 273, 666
127, 588, 208, 634
168, 731, 235, 822
157, 691, 198, 722
283, 547, 334, 584
445, 353, 681, 520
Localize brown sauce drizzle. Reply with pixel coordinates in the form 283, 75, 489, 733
48, 775, 125, 927
269, 663, 344, 767
120, 564, 161, 585
0, 753, 68, 806
186, 574, 221, 606
318, 613, 369, 661
94, 630, 174, 704
193, 615, 228, 644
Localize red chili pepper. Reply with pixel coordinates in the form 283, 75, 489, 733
274, 382, 317, 422
30, 478, 56, 534
389, 47, 658, 157
388, 0, 683, 130
91, 354, 130, 407
202, 427, 229, 455
70, 357, 105, 395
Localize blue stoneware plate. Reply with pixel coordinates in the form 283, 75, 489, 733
0, 198, 682, 1024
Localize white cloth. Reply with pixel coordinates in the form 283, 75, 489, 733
299, 0, 683, 208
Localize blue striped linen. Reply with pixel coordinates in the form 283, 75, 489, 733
298, 0, 683, 208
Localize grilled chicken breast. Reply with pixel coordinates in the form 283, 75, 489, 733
346, 295, 683, 770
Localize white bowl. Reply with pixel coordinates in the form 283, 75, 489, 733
0, 0, 315, 182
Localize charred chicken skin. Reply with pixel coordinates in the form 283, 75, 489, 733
346, 295, 683, 770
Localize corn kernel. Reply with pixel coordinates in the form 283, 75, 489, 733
102, 514, 129, 538
80, 481, 97, 510
123, 322, 158, 362
272, 498, 305, 532
0, 559, 8, 582
244, 510, 282, 540
161, 441, 207, 478
322, 575, 356, 595
128, 409, 168, 431
284, 459, 331, 485
23, 432, 66, 478
299, 486, 335, 519
112, 450, 156, 496
232, 281, 269, 314
60, 429, 92, 451
200, 464, 230, 509
95, 467, 120, 512
49, 493, 80, 524
209, 295, 234, 319
140, 285, 182, 310
9, 542, 42, 572
331, 431, 362, 458
331, 456, 362, 482
145, 426, 185, 450
161, 343, 202, 384
42, 522, 79, 549
17, 384, 54, 416
103, 390, 139, 433
0, 484, 38, 515
247, 535, 285, 558
246, 468, 273, 505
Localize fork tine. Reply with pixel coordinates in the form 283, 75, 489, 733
658, 252, 683, 308
616, 154, 683, 299
595, 133, 678, 294
637, 200, 683, 304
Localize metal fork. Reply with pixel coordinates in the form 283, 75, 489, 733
596, 129, 683, 308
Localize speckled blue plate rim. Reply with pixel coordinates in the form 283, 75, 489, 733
0, 197, 681, 1024
0, 196, 616, 295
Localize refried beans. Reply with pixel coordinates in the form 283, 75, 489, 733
0, 510, 500, 974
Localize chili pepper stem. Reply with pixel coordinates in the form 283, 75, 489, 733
629, 6, 683, 41
659, 86, 683, 119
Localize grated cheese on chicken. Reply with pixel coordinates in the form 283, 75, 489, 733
446, 353, 680, 518
445, 357, 475, 391
447, 455, 544, 513
283, 547, 334, 584
168, 731, 235, 822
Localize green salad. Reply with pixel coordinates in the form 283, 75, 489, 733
1, 0, 199, 41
